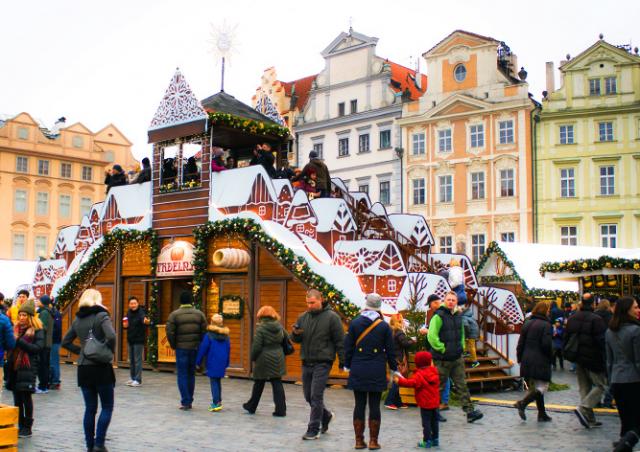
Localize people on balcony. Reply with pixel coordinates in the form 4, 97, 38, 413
162, 158, 177, 186
211, 148, 227, 173
104, 164, 128, 193
132, 157, 151, 184
297, 151, 331, 198
184, 156, 200, 183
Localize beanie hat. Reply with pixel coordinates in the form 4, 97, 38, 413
427, 294, 441, 306
180, 291, 193, 305
19, 299, 36, 316
113, 164, 124, 173
39, 295, 52, 306
414, 351, 432, 368
309, 150, 318, 159
364, 293, 382, 312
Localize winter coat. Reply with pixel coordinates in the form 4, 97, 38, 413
38, 306, 54, 348
301, 159, 330, 192
196, 325, 230, 378
461, 308, 480, 340
448, 266, 464, 289
259, 151, 277, 178
6, 327, 44, 393
397, 365, 440, 409
606, 321, 640, 384
166, 305, 207, 350
104, 171, 128, 192
133, 166, 151, 184
250, 318, 286, 380
550, 303, 564, 323
51, 307, 62, 344
427, 306, 465, 361
126, 307, 148, 345
517, 314, 553, 382
552, 325, 564, 350
564, 308, 607, 373
0, 313, 15, 357
595, 309, 612, 329
291, 305, 345, 367
392, 329, 415, 364
344, 312, 397, 392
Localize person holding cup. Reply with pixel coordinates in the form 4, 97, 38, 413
123, 296, 149, 387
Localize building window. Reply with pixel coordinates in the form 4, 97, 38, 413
500, 169, 515, 197
379, 130, 391, 149
438, 175, 453, 203
379, 181, 390, 205
17, 127, 29, 140
338, 102, 345, 117
12, 233, 26, 259
439, 236, 453, 253
559, 125, 574, 144
454, 64, 467, 82
34, 236, 48, 259
59, 194, 72, 218
72, 135, 84, 148
80, 197, 92, 218
589, 79, 601, 96
600, 224, 617, 248
36, 192, 49, 216
258, 205, 266, 216
14, 189, 27, 213
412, 178, 425, 205
312, 142, 323, 159
358, 134, 370, 153
38, 159, 50, 176
470, 124, 484, 148
605, 77, 617, 95
60, 162, 72, 179
350, 99, 358, 114
471, 234, 486, 262
561, 226, 578, 246
599, 166, 615, 195
388, 279, 397, 292
296, 224, 304, 233
471, 171, 485, 200
501, 232, 515, 242
412, 133, 425, 155
338, 138, 349, 157
560, 168, 576, 198
82, 166, 93, 181
438, 129, 452, 152
499, 120, 514, 144
598, 121, 614, 142
358, 184, 369, 194
16, 156, 28, 173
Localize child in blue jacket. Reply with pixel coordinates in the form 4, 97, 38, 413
196, 314, 230, 411
552, 318, 564, 370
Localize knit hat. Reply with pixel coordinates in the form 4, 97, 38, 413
19, 299, 36, 316
414, 351, 432, 368
211, 313, 223, 326
39, 295, 52, 306
113, 164, 123, 173
427, 294, 441, 306
180, 291, 193, 305
309, 150, 318, 159
364, 293, 382, 312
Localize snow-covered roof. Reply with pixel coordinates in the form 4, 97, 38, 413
333, 240, 407, 276
331, 177, 349, 193
370, 202, 389, 218
272, 179, 293, 196
0, 260, 38, 298
477, 241, 579, 292
388, 213, 435, 246
104, 182, 151, 219
80, 215, 90, 228
210, 166, 277, 210
33, 259, 67, 286
56, 226, 80, 252
310, 198, 355, 232
90, 201, 105, 218
350, 192, 371, 207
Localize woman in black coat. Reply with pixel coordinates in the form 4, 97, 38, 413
344, 294, 397, 450
6, 299, 44, 438
515, 301, 553, 422
384, 313, 415, 409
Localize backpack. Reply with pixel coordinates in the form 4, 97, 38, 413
563, 333, 580, 362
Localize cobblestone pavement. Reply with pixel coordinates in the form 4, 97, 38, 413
3, 364, 621, 452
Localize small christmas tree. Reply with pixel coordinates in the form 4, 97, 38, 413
403, 273, 429, 351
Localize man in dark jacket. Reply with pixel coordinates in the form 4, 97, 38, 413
300, 151, 331, 198
124, 296, 149, 387
291, 289, 345, 440
427, 291, 483, 423
104, 164, 128, 193
36, 295, 54, 393
49, 302, 62, 389
133, 157, 151, 184
564, 294, 607, 428
166, 291, 207, 410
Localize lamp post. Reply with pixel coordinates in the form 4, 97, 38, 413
394, 146, 404, 212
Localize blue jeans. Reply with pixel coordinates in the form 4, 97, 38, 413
441, 378, 451, 404
49, 343, 61, 385
210, 377, 221, 404
129, 343, 144, 383
80, 384, 114, 449
175, 349, 197, 407
384, 381, 403, 406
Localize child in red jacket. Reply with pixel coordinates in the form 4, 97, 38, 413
394, 351, 440, 448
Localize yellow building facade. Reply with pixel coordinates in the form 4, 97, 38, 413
399, 30, 537, 262
0, 113, 136, 260
537, 39, 640, 248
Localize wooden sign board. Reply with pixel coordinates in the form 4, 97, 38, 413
220, 296, 242, 318
157, 325, 176, 363
156, 241, 194, 277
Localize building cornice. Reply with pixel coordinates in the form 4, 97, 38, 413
540, 103, 640, 119
398, 99, 534, 126
296, 105, 401, 133
331, 159, 398, 174
0, 146, 108, 166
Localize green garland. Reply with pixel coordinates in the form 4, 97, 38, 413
208, 112, 290, 139
192, 218, 360, 319
540, 256, 640, 275
218, 295, 244, 320
476, 241, 577, 299
146, 233, 160, 366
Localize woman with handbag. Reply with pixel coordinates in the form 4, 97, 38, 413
344, 294, 397, 450
242, 305, 287, 416
384, 313, 415, 410
62, 289, 116, 452
6, 299, 44, 438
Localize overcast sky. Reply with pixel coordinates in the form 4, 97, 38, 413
2, 0, 638, 160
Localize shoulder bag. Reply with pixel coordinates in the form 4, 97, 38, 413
83, 316, 113, 364
281, 329, 295, 356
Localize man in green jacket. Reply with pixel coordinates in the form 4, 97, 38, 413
427, 291, 483, 423
291, 289, 345, 440
36, 295, 54, 393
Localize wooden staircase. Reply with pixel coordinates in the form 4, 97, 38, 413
464, 344, 519, 392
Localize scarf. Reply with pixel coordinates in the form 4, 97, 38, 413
12, 324, 34, 370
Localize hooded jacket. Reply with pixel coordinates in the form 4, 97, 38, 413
196, 324, 230, 378
517, 313, 553, 382
291, 304, 345, 367
397, 364, 440, 409
251, 318, 286, 380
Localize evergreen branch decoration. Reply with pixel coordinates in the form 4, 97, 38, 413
208, 112, 290, 138
146, 232, 159, 366
540, 256, 640, 275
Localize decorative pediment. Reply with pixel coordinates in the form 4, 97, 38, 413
148, 68, 207, 131
321, 30, 378, 57
424, 30, 498, 57
561, 40, 640, 72
63, 122, 93, 134
426, 94, 491, 119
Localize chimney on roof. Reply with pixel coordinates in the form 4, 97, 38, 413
414, 58, 422, 90
545, 62, 555, 94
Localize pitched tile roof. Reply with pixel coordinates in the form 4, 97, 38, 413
387, 61, 427, 101
280, 74, 317, 112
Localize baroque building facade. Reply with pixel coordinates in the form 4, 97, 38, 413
0, 113, 136, 260
398, 30, 537, 262
536, 38, 640, 248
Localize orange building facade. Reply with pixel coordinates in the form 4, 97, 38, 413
398, 30, 538, 262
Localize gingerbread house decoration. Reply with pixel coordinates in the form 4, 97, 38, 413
101, 183, 149, 234
285, 190, 317, 239
89, 202, 104, 241
210, 166, 277, 221
333, 240, 406, 300
477, 286, 525, 325
388, 213, 434, 271
74, 216, 94, 253
273, 179, 294, 224
32, 259, 67, 299
54, 225, 80, 266
395, 272, 451, 311
430, 252, 479, 289
311, 198, 357, 256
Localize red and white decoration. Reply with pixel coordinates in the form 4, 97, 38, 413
148, 68, 207, 131
156, 241, 195, 277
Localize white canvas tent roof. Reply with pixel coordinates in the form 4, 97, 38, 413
0, 260, 38, 298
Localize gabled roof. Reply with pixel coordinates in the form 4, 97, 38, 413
103, 182, 151, 219
310, 198, 356, 233
56, 226, 80, 252
281, 74, 317, 111
210, 166, 277, 210
424, 29, 499, 57
388, 214, 435, 247
560, 39, 640, 71
202, 91, 281, 126
321, 29, 379, 57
